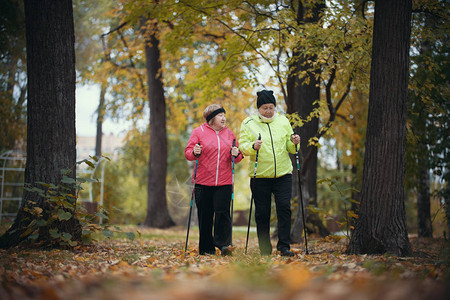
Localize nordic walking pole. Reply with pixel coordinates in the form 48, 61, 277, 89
245, 133, 261, 254
230, 139, 236, 246
295, 144, 309, 254
185, 143, 200, 254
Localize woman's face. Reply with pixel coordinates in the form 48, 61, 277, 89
211, 112, 226, 130
258, 103, 275, 118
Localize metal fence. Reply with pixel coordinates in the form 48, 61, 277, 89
0, 151, 106, 224
0, 151, 26, 224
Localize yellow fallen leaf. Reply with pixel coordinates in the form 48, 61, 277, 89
109, 265, 119, 271
118, 261, 130, 268
277, 266, 313, 291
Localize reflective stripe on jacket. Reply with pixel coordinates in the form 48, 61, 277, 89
239, 113, 296, 178
185, 123, 243, 186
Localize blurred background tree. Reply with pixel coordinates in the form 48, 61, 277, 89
1, 0, 447, 244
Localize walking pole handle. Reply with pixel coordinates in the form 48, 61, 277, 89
254, 134, 261, 171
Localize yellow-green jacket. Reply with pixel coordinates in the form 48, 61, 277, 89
239, 113, 296, 178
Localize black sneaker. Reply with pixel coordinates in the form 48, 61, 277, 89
199, 250, 216, 255
280, 249, 295, 257
221, 246, 233, 256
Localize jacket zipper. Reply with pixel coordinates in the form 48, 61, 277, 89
267, 123, 276, 178
215, 131, 221, 186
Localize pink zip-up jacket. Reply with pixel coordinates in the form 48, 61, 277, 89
185, 123, 243, 186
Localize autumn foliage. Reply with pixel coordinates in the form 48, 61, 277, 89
0, 227, 448, 300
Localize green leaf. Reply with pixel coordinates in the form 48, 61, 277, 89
348, 187, 360, 193
82, 235, 92, 245
82, 229, 92, 236
76, 177, 87, 183
57, 209, 72, 221
85, 160, 95, 168
84, 178, 98, 183
49, 229, 61, 238
317, 178, 330, 184
112, 206, 122, 212
28, 233, 39, 240
61, 177, 76, 184
23, 186, 34, 192
60, 169, 72, 175
125, 232, 135, 241
36, 219, 47, 227
62, 232, 72, 241
68, 240, 78, 247
95, 212, 109, 220
102, 228, 113, 238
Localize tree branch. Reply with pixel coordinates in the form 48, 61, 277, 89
301, 71, 354, 175
100, 22, 146, 97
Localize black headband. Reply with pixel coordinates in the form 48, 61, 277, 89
206, 108, 226, 123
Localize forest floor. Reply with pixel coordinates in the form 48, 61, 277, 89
0, 226, 448, 300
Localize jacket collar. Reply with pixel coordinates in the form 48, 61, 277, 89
203, 122, 226, 132
255, 112, 278, 123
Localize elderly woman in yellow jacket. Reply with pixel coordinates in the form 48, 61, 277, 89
239, 90, 300, 257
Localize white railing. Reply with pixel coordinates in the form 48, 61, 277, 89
77, 157, 107, 224
0, 150, 26, 224
0, 151, 107, 224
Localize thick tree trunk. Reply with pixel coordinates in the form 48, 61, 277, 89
142, 18, 174, 228
95, 83, 107, 157
0, 0, 81, 248
287, 0, 329, 243
347, 0, 412, 256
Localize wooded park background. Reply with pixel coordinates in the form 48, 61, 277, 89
0, 0, 448, 256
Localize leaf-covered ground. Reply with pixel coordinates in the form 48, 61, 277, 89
0, 226, 448, 300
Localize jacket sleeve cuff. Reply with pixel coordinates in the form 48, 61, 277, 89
287, 140, 297, 154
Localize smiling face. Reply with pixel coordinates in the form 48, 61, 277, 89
258, 103, 275, 118
210, 112, 226, 130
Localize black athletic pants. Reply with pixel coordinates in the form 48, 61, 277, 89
251, 174, 292, 255
195, 184, 232, 254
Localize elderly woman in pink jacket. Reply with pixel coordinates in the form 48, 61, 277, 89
185, 104, 243, 256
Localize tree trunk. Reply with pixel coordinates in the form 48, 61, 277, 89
95, 83, 107, 157
142, 18, 174, 228
350, 163, 359, 232
347, 0, 412, 256
445, 170, 450, 239
414, 7, 437, 239
0, 0, 81, 248
287, 0, 329, 243
417, 158, 432, 237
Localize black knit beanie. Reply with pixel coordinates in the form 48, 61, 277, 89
257, 90, 276, 108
